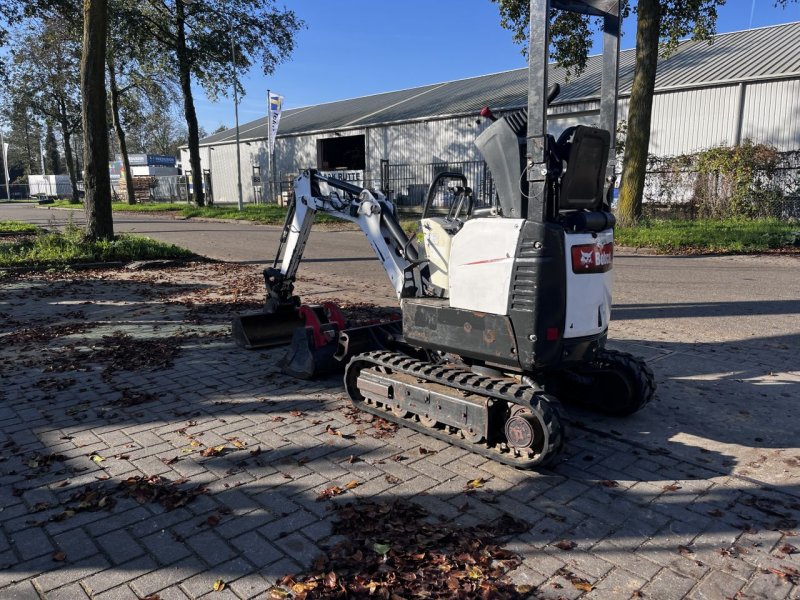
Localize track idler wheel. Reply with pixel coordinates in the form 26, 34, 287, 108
558, 349, 656, 416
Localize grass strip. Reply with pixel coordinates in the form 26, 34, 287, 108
0, 223, 194, 268
0, 220, 39, 234
615, 218, 800, 253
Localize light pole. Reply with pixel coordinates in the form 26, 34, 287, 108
231, 21, 244, 211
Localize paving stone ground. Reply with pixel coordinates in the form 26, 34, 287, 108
0, 261, 798, 600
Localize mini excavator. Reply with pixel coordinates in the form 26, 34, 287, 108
232, 0, 655, 468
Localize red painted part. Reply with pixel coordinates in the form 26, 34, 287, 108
322, 302, 347, 330
298, 305, 330, 349
546, 327, 559, 341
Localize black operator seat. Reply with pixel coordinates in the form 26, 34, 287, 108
558, 125, 610, 211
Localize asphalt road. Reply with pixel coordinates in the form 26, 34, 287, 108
3, 202, 799, 347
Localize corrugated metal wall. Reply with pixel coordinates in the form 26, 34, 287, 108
186, 78, 800, 204
741, 79, 800, 150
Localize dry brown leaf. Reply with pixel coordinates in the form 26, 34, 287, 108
600, 479, 619, 488
324, 571, 338, 588
662, 484, 682, 492
200, 445, 226, 457
554, 540, 577, 551
52, 551, 66, 562
267, 587, 289, 599
212, 578, 225, 591
344, 480, 359, 490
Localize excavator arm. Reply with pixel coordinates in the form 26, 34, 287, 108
233, 169, 426, 351
270, 169, 424, 305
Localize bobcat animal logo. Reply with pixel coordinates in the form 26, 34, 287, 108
580, 250, 594, 266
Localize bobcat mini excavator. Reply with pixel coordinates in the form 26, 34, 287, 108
232, 0, 655, 468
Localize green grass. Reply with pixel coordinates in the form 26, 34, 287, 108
0, 223, 194, 269
49, 200, 339, 224
0, 220, 39, 234
615, 218, 800, 253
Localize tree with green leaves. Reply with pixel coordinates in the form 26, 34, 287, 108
44, 124, 62, 175
7, 18, 83, 203
494, 0, 797, 226
1, 99, 44, 179
128, 0, 302, 206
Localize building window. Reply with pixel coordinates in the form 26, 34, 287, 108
317, 134, 365, 170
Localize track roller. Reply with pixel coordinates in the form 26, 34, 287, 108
344, 351, 566, 468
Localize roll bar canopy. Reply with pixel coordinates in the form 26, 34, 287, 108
526, 0, 620, 221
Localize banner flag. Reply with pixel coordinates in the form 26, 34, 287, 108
267, 91, 284, 154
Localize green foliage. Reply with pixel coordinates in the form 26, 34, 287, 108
0, 220, 193, 268
645, 142, 790, 219
614, 218, 799, 253
0, 220, 38, 234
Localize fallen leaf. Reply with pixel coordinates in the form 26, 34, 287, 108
189, 439, 201, 447
200, 445, 226, 457
267, 587, 289, 599
662, 484, 682, 492
779, 543, 798, 555
600, 479, 619, 488
554, 540, 577, 551
373, 542, 391, 555
465, 478, 486, 490
466, 566, 483, 580
161, 456, 179, 466
344, 480, 359, 490
90, 454, 105, 463
385, 474, 401, 485
324, 571, 338, 588
52, 551, 67, 562
573, 581, 594, 592
212, 578, 225, 591
142, 594, 161, 600
316, 485, 345, 501
678, 545, 694, 555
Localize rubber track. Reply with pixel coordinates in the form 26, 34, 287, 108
344, 350, 566, 468
596, 349, 657, 415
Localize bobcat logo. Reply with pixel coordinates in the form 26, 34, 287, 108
580, 250, 594, 266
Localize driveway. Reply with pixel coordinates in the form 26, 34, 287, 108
1, 202, 799, 598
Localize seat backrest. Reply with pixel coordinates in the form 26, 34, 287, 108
559, 125, 610, 211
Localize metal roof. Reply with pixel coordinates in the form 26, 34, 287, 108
200, 21, 800, 146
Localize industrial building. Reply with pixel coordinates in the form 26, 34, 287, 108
183, 21, 800, 206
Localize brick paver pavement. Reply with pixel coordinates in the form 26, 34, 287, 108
1, 262, 798, 599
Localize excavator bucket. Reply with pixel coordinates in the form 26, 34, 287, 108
231, 304, 305, 350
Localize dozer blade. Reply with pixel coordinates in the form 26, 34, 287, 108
231, 304, 305, 350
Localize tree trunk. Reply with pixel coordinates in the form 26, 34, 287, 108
81, 0, 113, 240
59, 119, 80, 204
176, 0, 204, 206
617, 0, 661, 227
107, 58, 136, 205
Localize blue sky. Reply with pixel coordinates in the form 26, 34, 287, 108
197, 0, 800, 131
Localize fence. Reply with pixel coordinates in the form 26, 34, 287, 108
275, 160, 496, 214
268, 150, 800, 221
640, 150, 800, 220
